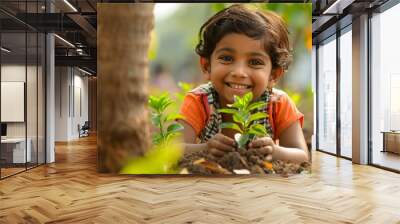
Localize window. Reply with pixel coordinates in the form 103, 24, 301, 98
339, 27, 352, 158
371, 3, 400, 171
317, 35, 337, 154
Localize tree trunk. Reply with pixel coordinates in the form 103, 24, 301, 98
97, 3, 154, 172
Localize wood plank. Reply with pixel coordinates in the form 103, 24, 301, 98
0, 135, 400, 223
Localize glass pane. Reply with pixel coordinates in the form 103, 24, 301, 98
371, 4, 400, 171
38, 32, 45, 165
312, 45, 316, 151
1, 30, 27, 177
26, 0, 40, 169
27, 31, 38, 169
340, 28, 352, 158
317, 36, 337, 154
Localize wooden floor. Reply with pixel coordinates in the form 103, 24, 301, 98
1, 163, 46, 178
1, 167, 26, 178
372, 150, 400, 171
1, 136, 400, 223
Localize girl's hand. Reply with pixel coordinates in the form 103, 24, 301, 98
249, 137, 276, 159
206, 133, 236, 157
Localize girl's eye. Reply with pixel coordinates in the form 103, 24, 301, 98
218, 55, 233, 62
249, 59, 264, 66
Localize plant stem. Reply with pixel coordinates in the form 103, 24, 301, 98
159, 112, 165, 144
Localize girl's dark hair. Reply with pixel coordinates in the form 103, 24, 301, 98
195, 4, 292, 71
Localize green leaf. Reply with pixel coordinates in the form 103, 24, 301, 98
230, 92, 253, 110
237, 133, 250, 149
162, 101, 173, 112
220, 122, 243, 133
148, 95, 159, 111
232, 113, 244, 124
148, 93, 174, 113
242, 112, 250, 124
249, 112, 268, 123
167, 123, 184, 133
158, 93, 167, 105
152, 133, 163, 145
248, 101, 267, 111
158, 95, 173, 112
231, 95, 243, 108
218, 108, 237, 115
249, 124, 268, 137
151, 114, 161, 127
242, 92, 253, 106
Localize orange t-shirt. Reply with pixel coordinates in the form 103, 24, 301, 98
179, 89, 304, 140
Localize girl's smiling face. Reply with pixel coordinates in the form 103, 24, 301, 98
202, 33, 279, 107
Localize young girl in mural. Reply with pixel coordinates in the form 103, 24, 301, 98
177, 4, 309, 173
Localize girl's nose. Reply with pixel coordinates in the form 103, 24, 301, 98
230, 63, 248, 78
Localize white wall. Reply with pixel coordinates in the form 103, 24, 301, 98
55, 66, 69, 141
1, 65, 26, 81
1, 65, 35, 138
55, 67, 89, 141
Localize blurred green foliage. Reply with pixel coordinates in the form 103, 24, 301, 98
120, 141, 183, 174
148, 30, 158, 61
151, 4, 212, 83
176, 82, 194, 103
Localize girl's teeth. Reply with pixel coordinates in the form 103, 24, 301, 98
230, 84, 248, 89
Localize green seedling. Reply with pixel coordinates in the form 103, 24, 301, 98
148, 93, 184, 146
218, 92, 269, 149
